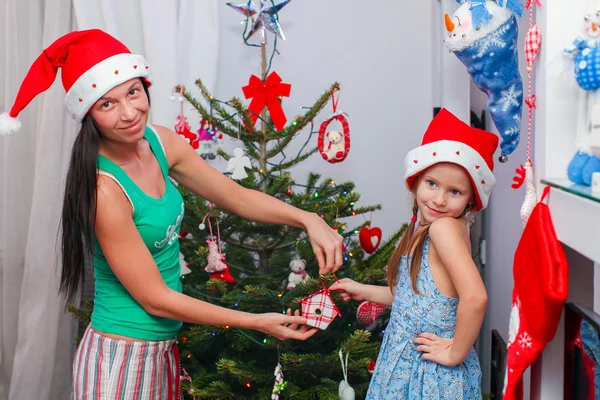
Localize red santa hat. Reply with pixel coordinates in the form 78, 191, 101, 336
0, 29, 152, 135
404, 108, 499, 211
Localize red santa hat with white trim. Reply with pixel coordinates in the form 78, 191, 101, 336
404, 108, 499, 211
0, 29, 152, 135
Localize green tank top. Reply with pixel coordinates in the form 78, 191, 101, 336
91, 125, 184, 340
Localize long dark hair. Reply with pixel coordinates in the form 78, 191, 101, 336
59, 79, 150, 302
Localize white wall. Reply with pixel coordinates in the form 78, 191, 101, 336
210, 0, 434, 240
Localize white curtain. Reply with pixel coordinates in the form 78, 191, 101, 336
0, 1, 218, 399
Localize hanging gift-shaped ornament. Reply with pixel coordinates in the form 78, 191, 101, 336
242, 71, 291, 131
198, 120, 217, 160
172, 85, 199, 150
318, 89, 350, 164
298, 281, 341, 330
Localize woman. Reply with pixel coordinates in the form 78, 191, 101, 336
0, 29, 343, 399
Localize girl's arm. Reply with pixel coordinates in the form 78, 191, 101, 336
423, 217, 487, 365
329, 279, 394, 307
95, 176, 315, 341
155, 124, 343, 274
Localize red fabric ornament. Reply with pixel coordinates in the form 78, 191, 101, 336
318, 113, 350, 163
178, 229, 188, 238
210, 265, 235, 283
359, 226, 382, 254
356, 301, 386, 326
242, 71, 291, 131
503, 186, 568, 400
367, 360, 376, 374
298, 283, 341, 330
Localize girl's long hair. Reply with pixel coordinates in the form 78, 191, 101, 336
59, 80, 150, 302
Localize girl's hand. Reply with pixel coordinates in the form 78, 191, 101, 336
252, 309, 317, 341
329, 278, 368, 301
303, 213, 344, 274
413, 332, 461, 367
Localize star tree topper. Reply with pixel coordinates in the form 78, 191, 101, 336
227, 0, 294, 40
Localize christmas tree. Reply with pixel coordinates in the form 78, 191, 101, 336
173, 2, 405, 399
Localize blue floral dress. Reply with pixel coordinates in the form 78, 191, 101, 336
366, 237, 482, 399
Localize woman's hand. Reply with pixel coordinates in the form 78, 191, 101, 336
329, 278, 368, 302
303, 213, 344, 274
252, 309, 317, 341
413, 333, 461, 367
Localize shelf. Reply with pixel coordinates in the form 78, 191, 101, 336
541, 178, 600, 264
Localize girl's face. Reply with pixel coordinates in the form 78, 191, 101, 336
88, 78, 149, 144
414, 163, 474, 225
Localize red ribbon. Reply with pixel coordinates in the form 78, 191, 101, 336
525, 95, 537, 109
525, 0, 542, 8
242, 71, 291, 131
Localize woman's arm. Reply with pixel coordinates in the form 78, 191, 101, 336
416, 217, 487, 366
95, 176, 315, 341
154, 124, 343, 274
329, 278, 394, 307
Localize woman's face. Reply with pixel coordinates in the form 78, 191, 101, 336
414, 163, 474, 225
88, 78, 149, 144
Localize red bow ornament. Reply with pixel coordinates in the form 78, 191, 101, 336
242, 71, 291, 131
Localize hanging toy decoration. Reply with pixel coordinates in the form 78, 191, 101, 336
444, 0, 525, 162
358, 225, 382, 254
197, 120, 217, 160
287, 259, 310, 290
318, 89, 350, 164
242, 71, 291, 131
338, 349, 355, 400
227, 147, 252, 180
299, 280, 342, 330
172, 85, 199, 150
199, 210, 235, 283
356, 301, 386, 327
512, 0, 540, 225
271, 362, 287, 400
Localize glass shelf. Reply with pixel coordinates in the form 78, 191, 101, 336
541, 178, 600, 204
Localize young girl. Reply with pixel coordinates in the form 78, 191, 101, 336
331, 108, 499, 399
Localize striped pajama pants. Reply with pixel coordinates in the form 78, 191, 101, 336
73, 326, 181, 399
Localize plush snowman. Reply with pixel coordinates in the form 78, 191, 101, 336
564, 9, 600, 185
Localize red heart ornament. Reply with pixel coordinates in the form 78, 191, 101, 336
359, 226, 382, 254
356, 301, 386, 326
